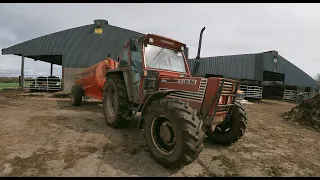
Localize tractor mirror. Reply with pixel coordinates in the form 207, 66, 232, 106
130, 38, 138, 51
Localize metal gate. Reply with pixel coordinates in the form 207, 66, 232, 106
23, 75, 62, 92
283, 90, 310, 104
240, 85, 263, 99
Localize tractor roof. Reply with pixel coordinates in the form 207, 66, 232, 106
144, 34, 186, 50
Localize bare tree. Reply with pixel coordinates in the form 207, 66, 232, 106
315, 73, 320, 90
316, 73, 320, 82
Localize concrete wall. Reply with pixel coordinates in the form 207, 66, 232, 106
62, 68, 86, 93
310, 88, 316, 98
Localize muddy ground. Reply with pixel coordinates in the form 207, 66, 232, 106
0, 91, 319, 177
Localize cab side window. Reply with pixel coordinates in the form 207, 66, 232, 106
130, 47, 143, 71
119, 48, 129, 68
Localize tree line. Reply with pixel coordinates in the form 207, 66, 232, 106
0, 77, 34, 83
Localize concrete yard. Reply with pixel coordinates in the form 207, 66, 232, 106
0, 91, 320, 177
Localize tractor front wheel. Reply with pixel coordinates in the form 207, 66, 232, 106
205, 100, 248, 146
102, 74, 129, 128
143, 98, 205, 169
71, 84, 83, 106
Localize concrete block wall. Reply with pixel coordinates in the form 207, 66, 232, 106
62, 68, 86, 93
310, 88, 316, 98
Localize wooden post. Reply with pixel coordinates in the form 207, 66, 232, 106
50, 63, 53, 76
21, 56, 25, 90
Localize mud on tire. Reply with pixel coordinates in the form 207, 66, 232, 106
143, 98, 205, 169
102, 74, 129, 128
71, 84, 83, 106
205, 100, 248, 146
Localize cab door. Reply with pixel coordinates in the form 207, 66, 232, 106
129, 42, 143, 103
116, 44, 143, 104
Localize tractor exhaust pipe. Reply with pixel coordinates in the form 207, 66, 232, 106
196, 27, 205, 59
192, 27, 205, 76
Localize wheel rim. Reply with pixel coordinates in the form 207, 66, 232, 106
216, 116, 232, 132
105, 86, 117, 118
150, 115, 177, 155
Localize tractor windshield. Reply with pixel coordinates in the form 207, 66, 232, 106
144, 44, 187, 73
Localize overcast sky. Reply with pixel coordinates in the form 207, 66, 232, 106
0, 3, 320, 78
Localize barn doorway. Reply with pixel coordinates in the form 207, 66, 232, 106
261, 70, 285, 99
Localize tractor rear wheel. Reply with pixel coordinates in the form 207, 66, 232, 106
102, 74, 129, 128
71, 84, 83, 106
143, 98, 205, 169
205, 100, 248, 146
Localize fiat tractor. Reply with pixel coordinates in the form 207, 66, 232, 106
71, 27, 248, 168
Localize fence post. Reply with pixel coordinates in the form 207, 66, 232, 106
20, 56, 25, 90
46, 76, 49, 91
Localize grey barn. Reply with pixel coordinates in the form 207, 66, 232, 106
2, 19, 317, 100
1, 19, 189, 92
187, 51, 318, 99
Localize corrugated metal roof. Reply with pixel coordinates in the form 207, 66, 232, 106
1, 22, 190, 68
187, 51, 317, 89
264, 54, 317, 88
1, 23, 145, 68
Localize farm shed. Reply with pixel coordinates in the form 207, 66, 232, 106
187, 51, 318, 101
1, 19, 189, 93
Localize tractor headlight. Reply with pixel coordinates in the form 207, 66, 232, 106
181, 46, 184, 51
149, 38, 154, 43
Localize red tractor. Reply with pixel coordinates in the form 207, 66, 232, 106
71, 28, 248, 168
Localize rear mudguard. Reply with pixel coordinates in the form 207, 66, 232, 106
138, 90, 181, 130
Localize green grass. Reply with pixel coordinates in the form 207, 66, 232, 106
0, 82, 37, 90
0, 82, 20, 90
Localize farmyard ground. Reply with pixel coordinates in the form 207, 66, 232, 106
0, 91, 319, 177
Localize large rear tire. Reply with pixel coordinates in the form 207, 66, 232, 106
71, 84, 83, 106
205, 100, 248, 146
102, 74, 129, 128
143, 98, 205, 169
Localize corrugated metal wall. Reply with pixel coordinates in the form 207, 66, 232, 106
261, 52, 317, 88
187, 51, 317, 89
62, 24, 146, 68
187, 54, 256, 80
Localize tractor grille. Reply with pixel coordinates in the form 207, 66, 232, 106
221, 79, 235, 95
159, 78, 208, 102
217, 105, 230, 112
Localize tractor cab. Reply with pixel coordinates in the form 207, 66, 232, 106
141, 34, 190, 76
115, 34, 191, 104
